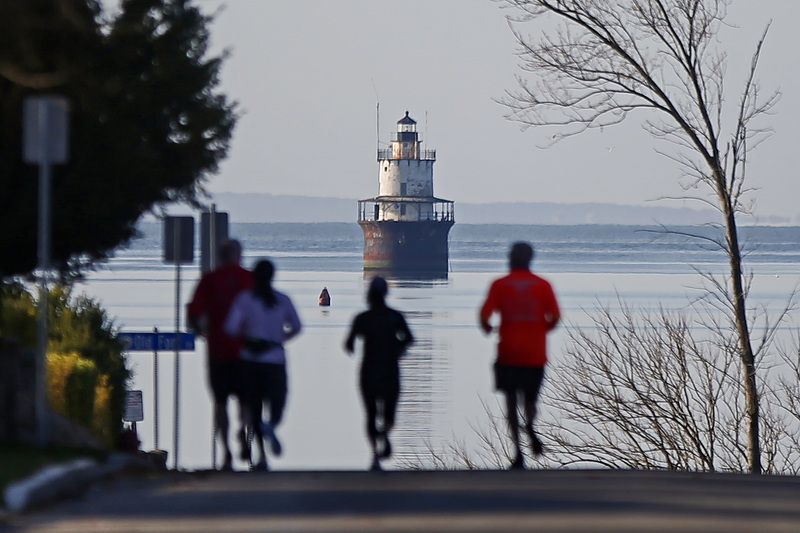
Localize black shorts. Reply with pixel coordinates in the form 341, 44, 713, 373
359, 364, 400, 399
494, 363, 545, 400
208, 360, 243, 405
241, 361, 288, 405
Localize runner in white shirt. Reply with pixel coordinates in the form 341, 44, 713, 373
224, 259, 302, 471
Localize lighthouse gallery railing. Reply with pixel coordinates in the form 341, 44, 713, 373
358, 198, 454, 223
376, 148, 436, 161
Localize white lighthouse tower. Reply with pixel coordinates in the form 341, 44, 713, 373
358, 111, 454, 276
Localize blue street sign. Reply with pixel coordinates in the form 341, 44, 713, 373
118, 332, 196, 352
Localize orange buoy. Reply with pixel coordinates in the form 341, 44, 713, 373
318, 287, 331, 306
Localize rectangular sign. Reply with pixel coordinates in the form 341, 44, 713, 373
163, 216, 195, 264
23, 95, 70, 164
200, 211, 229, 273
123, 390, 144, 422
118, 332, 196, 352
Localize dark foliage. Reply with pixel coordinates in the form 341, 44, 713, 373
0, 0, 237, 278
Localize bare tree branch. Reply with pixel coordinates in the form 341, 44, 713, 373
496, 0, 780, 473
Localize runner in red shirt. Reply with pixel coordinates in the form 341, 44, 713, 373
479, 241, 560, 470
187, 239, 253, 470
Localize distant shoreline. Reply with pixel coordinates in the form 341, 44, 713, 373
142, 192, 794, 226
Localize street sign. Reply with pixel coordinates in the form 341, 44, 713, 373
200, 210, 229, 273
163, 216, 195, 264
118, 332, 195, 352
123, 390, 144, 422
23, 96, 69, 164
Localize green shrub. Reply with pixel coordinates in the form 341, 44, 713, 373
65, 358, 98, 429
47, 351, 79, 416
0, 281, 37, 348
3, 282, 129, 448
93, 375, 114, 447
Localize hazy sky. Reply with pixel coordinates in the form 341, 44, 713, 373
106, 1, 800, 221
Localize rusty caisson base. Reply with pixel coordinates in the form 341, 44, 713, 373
359, 219, 454, 278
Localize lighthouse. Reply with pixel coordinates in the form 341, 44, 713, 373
358, 111, 455, 276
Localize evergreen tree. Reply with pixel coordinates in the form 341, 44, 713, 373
0, 0, 236, 278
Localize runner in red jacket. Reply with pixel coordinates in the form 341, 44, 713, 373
187, 239, 252, 470
479, 241, 560, 470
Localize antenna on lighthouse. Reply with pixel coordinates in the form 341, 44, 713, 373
371, 79, 380, 149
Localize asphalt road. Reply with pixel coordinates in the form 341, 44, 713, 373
3, 469, 800, 532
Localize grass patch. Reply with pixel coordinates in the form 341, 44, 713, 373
0, 443, 107, 495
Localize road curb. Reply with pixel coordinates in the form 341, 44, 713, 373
2, 452, 159, 514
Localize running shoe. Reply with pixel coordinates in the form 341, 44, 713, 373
251, 460, 269, 472
260, 421, 282, 456
379, 433, 392, 459
527, 429, 544, 456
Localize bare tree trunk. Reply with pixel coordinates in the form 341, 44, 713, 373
721, 197, 761, 474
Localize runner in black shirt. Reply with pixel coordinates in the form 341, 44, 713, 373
344, 276, 414, 471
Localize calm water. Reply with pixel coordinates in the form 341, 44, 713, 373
78, 223, 800, 471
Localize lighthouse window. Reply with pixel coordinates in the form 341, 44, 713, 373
400, 205, 407, 215
400, 183, 407, 195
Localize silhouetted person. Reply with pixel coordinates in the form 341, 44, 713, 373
345, 276, 414, 471
224, 259, 302, 471
187, 239, 252, 470
479, 241, 560, 470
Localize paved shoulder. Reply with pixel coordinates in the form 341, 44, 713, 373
5, 469, 800, 532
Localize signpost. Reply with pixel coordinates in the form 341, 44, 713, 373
163, 217, 194, 470
200, 205, 229, 273
118, 330, 195, 454
198, 206, 228, 469
23, 95, 69, 447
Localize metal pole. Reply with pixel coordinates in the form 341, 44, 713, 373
35, 106, 51, 448
210, 204, 217, 271
172, 226, 181, 470
153, 325, 159, 450
209, 204, 218, 469
210, 205, 220, 468
207, 206, 220, 468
